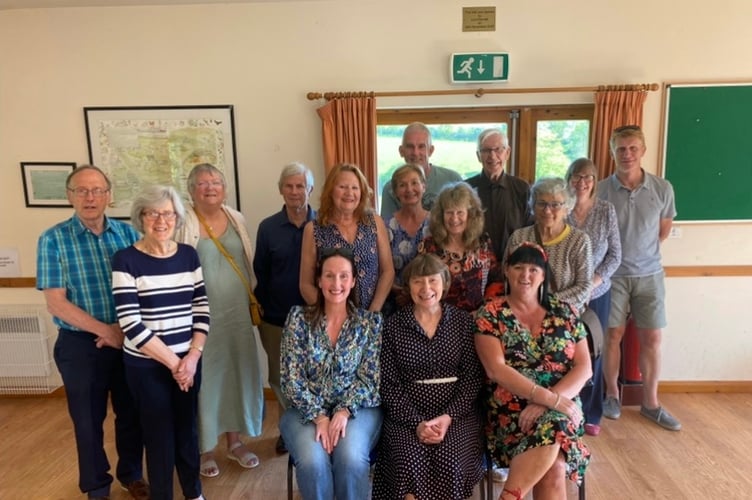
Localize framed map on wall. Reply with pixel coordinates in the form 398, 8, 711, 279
84, 105, 239, 218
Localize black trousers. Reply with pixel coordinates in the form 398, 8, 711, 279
54, 329, 144, 497
126, 359, 202, 500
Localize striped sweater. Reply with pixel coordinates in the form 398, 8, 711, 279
112, 243, 210, 366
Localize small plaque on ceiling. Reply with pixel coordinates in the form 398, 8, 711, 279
462, 6, 496, 32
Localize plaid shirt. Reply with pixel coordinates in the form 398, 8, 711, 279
36, 214, 140, 330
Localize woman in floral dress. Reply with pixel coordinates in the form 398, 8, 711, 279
418, 182, 502, 312
474, 242, 591, 500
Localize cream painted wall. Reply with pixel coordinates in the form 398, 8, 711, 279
1, 0, 750, 381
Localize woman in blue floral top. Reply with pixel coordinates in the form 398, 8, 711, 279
280, 248, 383, 500
384, 164, 430, 316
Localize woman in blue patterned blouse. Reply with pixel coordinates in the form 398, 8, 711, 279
384, 164, 430, 315
280, 248, 383, 500
566, 158, 622, 437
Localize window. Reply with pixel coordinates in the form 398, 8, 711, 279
517, 106, 593, 181
376, 104, 593, 209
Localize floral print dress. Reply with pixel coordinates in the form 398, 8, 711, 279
419, 233, 502, 312
387, 215, 429, 287
474, 295, 590, 484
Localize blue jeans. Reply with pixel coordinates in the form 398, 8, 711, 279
280, 406, 382, 500
580, 290, 611, 425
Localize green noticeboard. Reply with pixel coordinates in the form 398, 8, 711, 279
450, 53, 508, 84
663, 84, 752, 222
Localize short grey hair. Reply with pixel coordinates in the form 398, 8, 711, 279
186, 163, 226, 193
403, 122, 433, 147
530, 177, 575, 212
66, 164, 112, 190
130, 185, 186, 233
477, 128, 509, 150
278, 161, 314, 191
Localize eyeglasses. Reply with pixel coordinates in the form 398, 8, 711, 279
142, 210, 177, 221
479, 147, 507, 155
534, 201, 566, 211
196, 181, 224, 189
571, 174, 595, 183
319, 247, 354, 260
67, 187, 109, 198
613, 125, 641, 133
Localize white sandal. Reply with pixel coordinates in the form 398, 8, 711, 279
226, 441, 260, 469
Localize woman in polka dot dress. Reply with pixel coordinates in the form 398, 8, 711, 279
373, 254, 484, 500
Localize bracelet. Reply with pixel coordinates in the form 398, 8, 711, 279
529, 384, 538, 401
189, 343, 204, 353
553, 393, 561, 410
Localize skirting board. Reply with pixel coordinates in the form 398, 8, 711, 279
658, 381, 752, 393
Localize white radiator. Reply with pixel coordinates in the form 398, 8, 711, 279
0, 305, 62, 394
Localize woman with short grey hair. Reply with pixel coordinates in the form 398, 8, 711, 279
129, 184, 186, 233
112, 184, 209, 500
505, 177, 593, 312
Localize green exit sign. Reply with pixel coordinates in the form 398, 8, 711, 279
450, 52, 509, 84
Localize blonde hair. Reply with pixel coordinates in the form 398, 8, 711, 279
428, 182, 485, 250
318, 163, 374, 226
609, 125, 645, 151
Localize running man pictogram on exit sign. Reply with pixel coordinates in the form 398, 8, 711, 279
450, 52, 509, 84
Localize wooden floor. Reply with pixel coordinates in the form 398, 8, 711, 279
1, 392, 750, 499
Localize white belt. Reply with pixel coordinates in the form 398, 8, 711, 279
415, 376, 458, 385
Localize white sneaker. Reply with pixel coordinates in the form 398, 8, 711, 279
491, 467, 509, 483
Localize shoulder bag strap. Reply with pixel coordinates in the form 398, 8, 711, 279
194, 209, 261, 309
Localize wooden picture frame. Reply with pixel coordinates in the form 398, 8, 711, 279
84, 105, 239, 218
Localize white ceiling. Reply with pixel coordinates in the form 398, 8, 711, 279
0, 0, 311, 10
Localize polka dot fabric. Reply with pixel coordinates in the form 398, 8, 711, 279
373, 304, 484, 499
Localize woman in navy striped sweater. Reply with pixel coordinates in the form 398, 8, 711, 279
112, 185, 210, 500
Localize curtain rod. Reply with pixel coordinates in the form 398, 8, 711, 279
306, 83, 659, 101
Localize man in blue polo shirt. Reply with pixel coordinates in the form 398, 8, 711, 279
597, 126, 681, 431
379, 122, 462, 218
253, 161, 317, 453
37, 165, 148, 499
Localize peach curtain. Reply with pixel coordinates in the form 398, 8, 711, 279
590, 89, 648, 179
316, 96, 377, 193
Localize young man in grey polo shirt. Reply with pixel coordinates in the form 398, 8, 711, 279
597, 125, 681, 431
